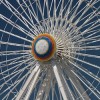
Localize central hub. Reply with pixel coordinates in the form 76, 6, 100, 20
32, 33, 56, 61
35, 39, 49, 55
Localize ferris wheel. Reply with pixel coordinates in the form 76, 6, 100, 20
0, 0, 100, 100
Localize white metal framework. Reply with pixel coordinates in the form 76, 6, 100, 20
0, 0, 100, 100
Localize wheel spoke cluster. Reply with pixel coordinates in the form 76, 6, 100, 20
0, 0, 100, 100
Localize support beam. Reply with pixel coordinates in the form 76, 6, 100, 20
25, 68, 40, 100
16, 63, 40, 100
36, 70, 51, 100
53, 65, 68, 100
61, 60, 90, 100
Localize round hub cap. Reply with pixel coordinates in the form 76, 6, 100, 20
32, 33, 56, 61
35, 39, 49, 55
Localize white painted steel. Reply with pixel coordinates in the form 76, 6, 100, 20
16, 64, 40, 100
53, 65, 68, 100
0, 0, 99, 100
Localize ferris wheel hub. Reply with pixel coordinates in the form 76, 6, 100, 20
32, 33, 56, 61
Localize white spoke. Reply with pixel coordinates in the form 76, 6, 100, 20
70, 52, 100, 59
1, 0, 39, 35
0, 58, 33, 85
0, 54, 30, 65
72, 71, 100, 99
68, 60, 100, 83
0, 41, 31, 48
67, 54, 100, 69
0, 14, 35, 38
